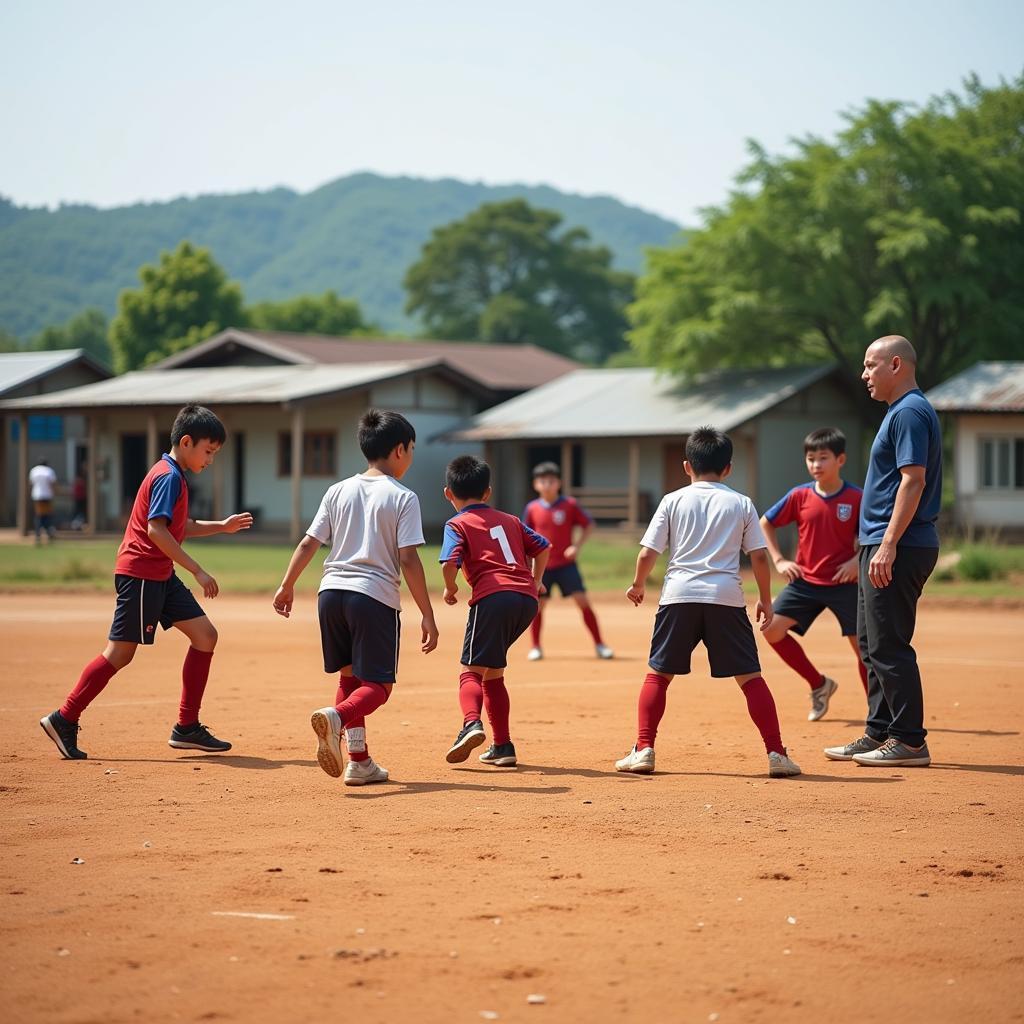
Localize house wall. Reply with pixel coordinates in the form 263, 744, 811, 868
951, 413, 1024, 531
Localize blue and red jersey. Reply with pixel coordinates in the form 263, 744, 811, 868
763, 481, 862, 586
522, 496, 591, 569
115, 454, 189, 581
440, 504, 549, 605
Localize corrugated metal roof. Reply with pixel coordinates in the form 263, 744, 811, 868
925, 362, 1024, 412
442, 364, 838, 440
0, 349, 108, 396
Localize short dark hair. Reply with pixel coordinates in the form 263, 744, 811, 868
685, 426, 732, 475
446, 455, 491, 500
532, 461, 561, 479
171, 404, 226, 447
803, 427, 846, 456
358, 409, 416, 461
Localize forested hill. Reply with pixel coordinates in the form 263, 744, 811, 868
0, 173, 683, 339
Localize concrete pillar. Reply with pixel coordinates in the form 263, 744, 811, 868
0, 416, 7, 525
86, 414, 99, 534
16, 414, 28, 535
146, 412, 158, 467
290, 406, 305, 542
483, 441, 495, 504
560, 440, 573, 496
627, 439, 640, 529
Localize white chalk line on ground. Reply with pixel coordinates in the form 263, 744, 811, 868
211, 911, 295, 921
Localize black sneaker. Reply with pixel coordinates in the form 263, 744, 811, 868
446, 720, 486, 763
168, 722, 232, 753
40, 710, 88, 760
478, 742, 517, 767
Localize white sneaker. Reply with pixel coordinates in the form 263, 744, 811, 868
808, 676, 838, 721
344, 757, 389, 786
615, 745, 655, 774
595, 643, 614, 660
527, 647, 543, 662
768, 751, 802, 777
310, 707, 344, 778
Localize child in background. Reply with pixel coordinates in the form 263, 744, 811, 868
440, 456, 550, 768
615, 426, 801, 779
273, 409, 438, 786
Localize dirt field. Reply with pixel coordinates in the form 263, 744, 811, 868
2, 591, 1022, 1024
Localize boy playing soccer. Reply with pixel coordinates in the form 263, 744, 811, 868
273, 409, 439, 786
761, 427, 867, 721
522, 462, 613, 661
615, 426, 801, 778
439, 456, 550, 768
40, 404, 252, 759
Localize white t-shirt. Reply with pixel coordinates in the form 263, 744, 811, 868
307, 473, 425, 610
640, 481, 767, 608
29, 464, 57, 501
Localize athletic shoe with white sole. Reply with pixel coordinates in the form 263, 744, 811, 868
615, 745, 655, 774
768, 751, 802, 777
823, 734, 884, 761
39, 710, 87, 760
310, 707, 345, 778
808, 676, 838, 721
168, 722, 232, 752
527, 647, 543, 662
479, 742, 517, 767
851, 737, 931, 767
344, 757, 389, 786
446, 720, 486, 763
595, 643, 614, 660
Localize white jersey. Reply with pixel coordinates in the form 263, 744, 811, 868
307, 473, 425, 610
29, 464, 57, 501
640, 481, 766, 608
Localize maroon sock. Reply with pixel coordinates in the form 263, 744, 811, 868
581, 606, 604, 645
856, 657, 869, 695
459, 671, 484, 726
336, 673, 369, 761
336, 679, 390, 729
481, 676, 511, 745
741, 676, 785, 755
60, 654, 118, 722
769, 634, 824, 689
178, 647, 214, 726
530, 607, 543, 647
637, 672, 670, 749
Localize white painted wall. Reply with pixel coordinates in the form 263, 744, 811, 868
952, 413, 1024, 529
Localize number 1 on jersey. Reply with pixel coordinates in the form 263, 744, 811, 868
489, 525, 516, 564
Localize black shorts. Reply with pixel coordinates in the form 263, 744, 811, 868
461, 591, 538, 669
108, 572, 204, 646
541, 563, 586, 598
773, 579, 858, 637
318, 590, 401, 683
648, 602, 761, 678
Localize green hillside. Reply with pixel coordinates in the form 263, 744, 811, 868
0, 173, 683, 339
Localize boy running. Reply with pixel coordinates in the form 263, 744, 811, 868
273, 409, 439, 786
440, 456, 550, 768
40, 404, 252, 759
615, 426, 801, 779
523, 462, 613, 661
760, 428, 867, 721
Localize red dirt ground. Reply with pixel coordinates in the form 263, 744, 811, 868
1, 592, 1022, 1024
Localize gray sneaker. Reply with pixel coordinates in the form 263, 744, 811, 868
823, 734, 883, 761
808, 676, 838, 721
768, 751, 802, 777
852, 737, 931, 767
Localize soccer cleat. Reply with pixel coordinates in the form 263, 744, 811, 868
168, 722, 232, 753
595, 643, 615, 660
615, 745, 655, 774
768, 750, 802, 777
446, 720, 486, 763
808, 676, 839, 721
479, 742, 517, 767
39, 710, 88, 760
310, 707, 345, 778
344, 757, 389, 786
527, 647, 543, 662
851, 737, 931, 767
823, 734, 884, 761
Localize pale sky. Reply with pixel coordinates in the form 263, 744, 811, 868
2, 0, 1021, 225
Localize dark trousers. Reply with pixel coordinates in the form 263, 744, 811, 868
858, 545, 937, 747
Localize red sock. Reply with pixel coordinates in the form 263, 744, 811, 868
637, 672, 670, 749
336, 679, 390, 733
741, 676, 784, 755
856, 657, 869, 695
481, 676, 511, 745
178, 647, 214, 726
60, 654, 118, 722
769, 634, 824, 689
530, 607, 543, 647
459, 671, 484, 726
581, 606, 604, 645
336, 673, 369, 761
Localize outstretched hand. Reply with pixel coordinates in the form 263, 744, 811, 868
223, 512, 254, 534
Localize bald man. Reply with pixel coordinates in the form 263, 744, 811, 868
825, 336, 942, 767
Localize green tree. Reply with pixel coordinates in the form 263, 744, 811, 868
109, 241, 246, 372
628, 74, 1024, 393
0, 327, 21, 352
30, 308, 111, 365
247, 290, 372, 335
404, 199, 634, 362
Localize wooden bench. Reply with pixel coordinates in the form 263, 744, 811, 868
570, 488, 650, 525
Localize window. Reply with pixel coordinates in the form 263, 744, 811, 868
11, 415, 64, 442
979, 437, 1024, 490
278, 431, 337, 477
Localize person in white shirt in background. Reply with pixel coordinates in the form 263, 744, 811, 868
29, 459, 59, 544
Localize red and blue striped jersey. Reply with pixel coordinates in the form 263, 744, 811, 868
115, 454, 189, 581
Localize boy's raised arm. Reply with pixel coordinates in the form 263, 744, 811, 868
187, 512, 254, 538
399, 546, 439, 653
273, 535, 321, 618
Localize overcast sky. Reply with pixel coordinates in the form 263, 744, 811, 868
2, 0, 1021, 224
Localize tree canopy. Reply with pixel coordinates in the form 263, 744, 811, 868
247, 290, 372, 335
404, 199, 634, 363
628, 74, 1024, 393
30, 308, 111, 366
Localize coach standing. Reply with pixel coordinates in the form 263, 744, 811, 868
825, 336, 942, 768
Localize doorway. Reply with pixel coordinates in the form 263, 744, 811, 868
121, 434, 147, 513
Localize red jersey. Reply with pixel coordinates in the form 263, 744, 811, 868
763, 481, 862, 586
115, 454, 189, 581
521, 496, 591, 569
440, 504, 549, 605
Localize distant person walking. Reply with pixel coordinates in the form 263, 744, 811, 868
824, 336, 942, 768
29, 459, 58, 544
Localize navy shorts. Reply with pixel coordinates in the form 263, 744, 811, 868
461, 591, 538, 669
109, 572, 205, 645
318, 590, 401, 683
649, 603, 761, 678
773, 579, 858, 637
541, 563, 586, 598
